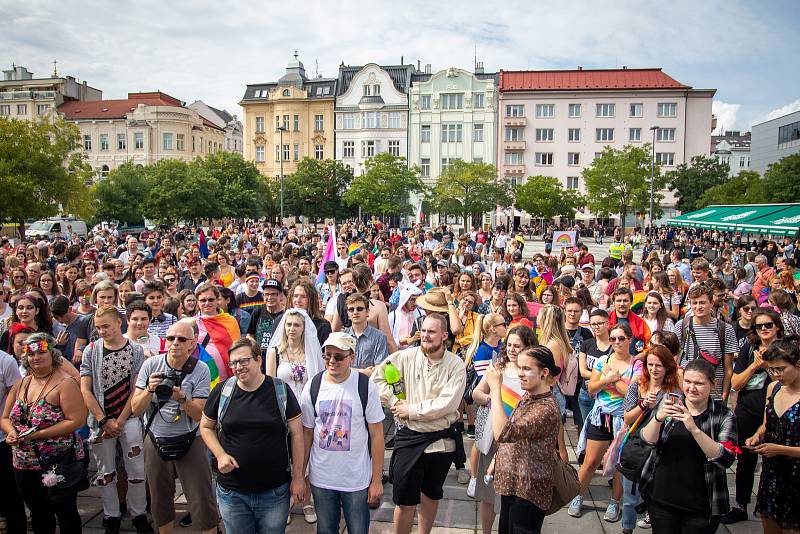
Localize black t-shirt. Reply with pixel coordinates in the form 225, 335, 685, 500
733, 342, 771, 416
203, 376, 301, 492
579, 337, 612, 388
733, 322, 750, 349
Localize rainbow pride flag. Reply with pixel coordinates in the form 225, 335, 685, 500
501, 383, 523, 417
196, 312, 240, 388
630, 289, 648, 314
348, 243, 363, 257
316, 225, 337, 285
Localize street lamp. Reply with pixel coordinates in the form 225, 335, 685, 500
649, 125, 660, 236
276, 126, 287, 225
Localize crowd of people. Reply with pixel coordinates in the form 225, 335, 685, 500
0, 221, 798, 534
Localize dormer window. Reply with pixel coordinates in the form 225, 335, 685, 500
363, 85, 371, 96
373, 84, 380, 96
282, 89, 290, 97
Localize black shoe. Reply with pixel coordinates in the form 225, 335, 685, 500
105, 516, 122, 534
721, 507, 748, 524
466, 425, 476, 439
179, 513, 192, 528
132, 514, 154, 533
385, 437, 395, 450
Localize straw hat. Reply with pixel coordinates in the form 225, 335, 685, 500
416, 288, 450, 313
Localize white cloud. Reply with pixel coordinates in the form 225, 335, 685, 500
762, 99, 800, 122
712, 101, 741, 134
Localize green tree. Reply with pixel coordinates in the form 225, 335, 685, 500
698, 170, 766, 207
430, 160, 509, 228
762, 153, 800, 203
343, 153, 425, 217
284, 158, 355, 223
198, 152, 273, 219
144, 159, 221, 223
515, 175, 586, 220
582, 144, 665, 227
94, 162, 150, 225
667, 155, 730, 213
0, 117, 93, 236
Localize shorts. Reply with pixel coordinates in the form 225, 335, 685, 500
392, 451, 454, 506
585, 420, 615, 442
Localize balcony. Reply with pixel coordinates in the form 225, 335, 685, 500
504, 164, 526, 175
503, 140, 526, 151
0, 90, 56, 100
503, 116, 527, 127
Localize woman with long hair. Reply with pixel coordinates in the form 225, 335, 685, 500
453, 271, 477, 303
569, 323, 641, 522
505, 293, 533, 330
667, 267, 689, 303
539, 286, 560, 307
215, 251, 235, 288
36, 271, 60, 303
178, 289, 197, 317
641, 291, 674, 333
60, 264, 80, 304
478, 279, 508, 316
511, 267, 536, 302
453, 290, 481, 356
288, 280, 331, 347
9, 269, 27, 293
733, 294, 757, 347
0, 292, 57, 353
537, 304, 572, 420
117, 280, 136, 311
768, 290, 800, 337
578, 309, 613, 424
650, 271, 681, 321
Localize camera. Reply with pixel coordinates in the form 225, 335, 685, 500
154, 369, 184, 403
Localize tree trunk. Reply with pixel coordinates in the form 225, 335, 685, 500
17, 218, 25, 241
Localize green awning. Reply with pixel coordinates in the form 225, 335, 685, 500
734, 204, 800, 236
667, 206, 744, 228
668, 204, 800, 236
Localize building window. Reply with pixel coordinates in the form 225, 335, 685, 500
421, 158, 430, 177
342, 141, 355, 158
315, 144, 324, 159
117, 134, 126, 150
473, 123, 484, 142
568, 103, 581, 118
275, 115, 280, 130
656, 152, 675, 166
535, 128, 554, 142
255, 146, 265, 162
630, 103, 643, 117
341, 114, 354, 129
505, 127, 523, 141
388, 140, 400, 157
441, 93, 464, 110
568, 128, 581, 142
362, 112, 380, 129
100, 134, 109, 151
420, 95, 431, 110
208, 141, 213, 153
363, 85, 371, 96
778, 121, 800, 144
441, 124, 463, 143
282, 89, 290, 97
291, 114, 298, 131
567, 152, 580, 166
629, 128, 642, 142
362, 140, 376, 158
315, 114, 323, 131
596, 128, 614, 142
163, 133, 173, 150
473, 157, 483, 163
740, 156, 747, 167
506, 104, 524, 117
82, 134, 92, 150
535, 104, 554, 118
255, 116, 264, 133
473, 93, 485, 108
594, 152, 603, 160
177, 134, 185, 151
535, 152, 554, 166
388, 112, 401, 129
293, 144, 299, 160
442, 158, 453, 172
658, 102, 677, 117
567, 176, 580, 190
0, 105, 9, 116
134, 132, 144, 150
36, 104, 49, 115
282, 144, 289, 161
283, 115, 290, 130
596, 103, 615, 117
421, 125, 431, 143
16, 104, 27, 115
505, 152, 523, 165
656, 128, 676, 141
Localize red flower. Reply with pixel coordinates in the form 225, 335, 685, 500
721, 441, 742, 455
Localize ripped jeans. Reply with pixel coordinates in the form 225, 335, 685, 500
90, 418, 146, 519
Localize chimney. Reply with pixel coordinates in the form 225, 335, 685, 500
577, 66, 583, 70
475, 61, 484, 74
401, 55, 404, 65
622, 65, 627, 69
417, 59, 421, 71
425, 63, 431, 74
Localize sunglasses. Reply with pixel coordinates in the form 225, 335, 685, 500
164, 277, 176, 283
322, 352, 350, 362
610, 335, 628, 342
347, 306, 366, 313
755, 322, 775, 330
325, 270, 336, 275
197, 298, 217, 304
165, 335, 191, 343
741, 306, 755, 312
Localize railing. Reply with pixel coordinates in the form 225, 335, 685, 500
0, 90, 56, 100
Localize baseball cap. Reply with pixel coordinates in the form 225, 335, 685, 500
263, 279, 282, 291
436, 260, 449, 268
323, 261, 339, 272
581, 263, 595, 271
322, 332, 356, 352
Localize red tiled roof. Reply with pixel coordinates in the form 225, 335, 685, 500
58, 91, 183, 120
499, 68, 691, 92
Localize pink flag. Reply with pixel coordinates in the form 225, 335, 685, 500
316, 225, 337, 285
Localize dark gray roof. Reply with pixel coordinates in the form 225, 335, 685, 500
208, 105, 233, 123
240, 78, 336, 102
337, 64, 414, 96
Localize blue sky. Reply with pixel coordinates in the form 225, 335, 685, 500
3, 0, 798, 132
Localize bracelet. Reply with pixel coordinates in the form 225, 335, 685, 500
98, 416, 109, 427
654, 414, 665, 423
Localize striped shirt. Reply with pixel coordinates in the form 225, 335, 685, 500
148, 312, 177, 338
673, 318, 737, 399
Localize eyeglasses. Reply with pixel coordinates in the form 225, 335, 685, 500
229, 358, 252, 368
755, 322, 775, 330
12, 275, 25, 279
610, 335, 628, 342
322, 352, 350, 362
165, 335, 191, 343
347, 306, 366, 313
766, 365, 791, 377
589, 322, 607, 328
197, 298, 217, 304
491, 322, 507, 329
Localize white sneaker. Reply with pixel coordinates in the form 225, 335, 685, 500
637, 512, 651, 529
457, 469, 470, 484
604, 501, 621, 522
466, 477, 477, 498
568, 496, 583, 517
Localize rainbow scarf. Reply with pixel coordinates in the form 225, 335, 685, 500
196, 312, 240, 388
501, 383, 523, 417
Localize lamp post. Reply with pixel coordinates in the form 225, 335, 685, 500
649, 125, 660, 236
276, 126, 286, 225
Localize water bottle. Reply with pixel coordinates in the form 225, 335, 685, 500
384, 361, 405, 400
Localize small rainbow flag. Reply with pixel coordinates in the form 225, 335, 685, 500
348, 243, 363, 257
501, 383, 522, 417
630, 290, 648, 314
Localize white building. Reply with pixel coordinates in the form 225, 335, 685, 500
497, 68, 716, 222
711, 131, 751, 176
751, 110, 800, 174
334, 63, 414, 175
188, 100, 244, 155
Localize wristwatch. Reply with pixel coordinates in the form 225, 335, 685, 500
98, 416, 109, 427
177, 395, 187, 405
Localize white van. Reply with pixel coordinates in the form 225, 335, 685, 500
27, 217, 89, 240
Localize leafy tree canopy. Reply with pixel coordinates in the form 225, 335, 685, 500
762, 153, 800, 203
343, 153, 425, 217
284, 157, 355, 222
667, 155, 730, 213
430, 159, 509, 228
515, 175, 585, 220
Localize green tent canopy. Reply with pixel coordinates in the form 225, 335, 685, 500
667, 204, 800, 237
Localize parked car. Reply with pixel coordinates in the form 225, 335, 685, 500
27, 217, 88, 239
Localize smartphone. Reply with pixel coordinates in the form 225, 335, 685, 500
667, 393, 682, 405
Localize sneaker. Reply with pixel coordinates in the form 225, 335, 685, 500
604, 501, 621, 523
568, 496, 583, 517
466, 477, 477, 498
457, 469, 470, 484
132, 514, 154, 534
721, 506, 749, 524
104, 516, 122, 534
637, 512, 651, 529
303, 505, 317, 524
179, 513, 192, 528
466, 425, 476, 439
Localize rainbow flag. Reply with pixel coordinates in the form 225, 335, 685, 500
196, 312, 240, 388
195, 343, 219, 388
630, 289, 648, 314
316, 225, 336, 285
348, 243, 363, 257
501, 383, 522, 417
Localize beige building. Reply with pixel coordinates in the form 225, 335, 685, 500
240, 54, 336, 179
58, 92, 226, 180
0, 63, 102, 121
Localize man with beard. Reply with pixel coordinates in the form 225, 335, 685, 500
373, 314, 466, 534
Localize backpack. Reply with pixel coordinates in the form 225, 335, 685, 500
309, 371, 372, 457
680, 316, 727, 367
216, 375, 291, 473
